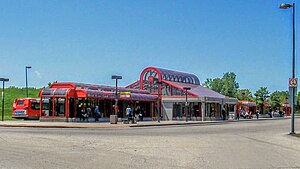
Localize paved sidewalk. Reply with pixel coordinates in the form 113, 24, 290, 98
0, 117, 290, 129
0, 120, 222, 129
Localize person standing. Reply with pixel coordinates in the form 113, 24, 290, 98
81, 107, 86, 122
236, 108, 240, 120
94, 106, 100, 122
256, 110, 259, 119
222, 107, 226, 120
126, 105, 132, 123
86, 105, 91, 122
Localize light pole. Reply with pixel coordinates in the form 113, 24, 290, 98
112, 75, 122, 115
0, 78, 9, 121
25, 66, 32, 98
183, 87, 191, 122
280, 3, 296, 134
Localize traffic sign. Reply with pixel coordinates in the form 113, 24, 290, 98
289, 78, 298, 87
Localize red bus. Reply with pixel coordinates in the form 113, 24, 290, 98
12, 98, 49, 119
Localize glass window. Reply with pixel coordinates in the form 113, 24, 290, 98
143, 71, 150, 81
17, 100, 24, 105
31, 103, 40, 110
191, 77, 195, 84
43, 103, 49, 110
179, 77, 182, 82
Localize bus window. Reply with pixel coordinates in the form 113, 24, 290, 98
31, 103, 40, 110
17, 100, 24, 105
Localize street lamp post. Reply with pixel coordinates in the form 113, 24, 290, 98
25, 66, 32, 98
112, 75, 122, 116
280, 3, 296, 134
183, 87, 191, 122
0, 78, 9, 121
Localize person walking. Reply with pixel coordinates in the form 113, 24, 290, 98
94, 106, 100, 122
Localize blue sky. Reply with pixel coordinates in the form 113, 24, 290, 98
0, 0, 298, 94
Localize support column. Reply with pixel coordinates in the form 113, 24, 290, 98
201, 102, 205, 121
234, 104, 237, 119
65, 97, 69, 119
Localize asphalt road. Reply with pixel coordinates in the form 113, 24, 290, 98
0, 118, 299, 169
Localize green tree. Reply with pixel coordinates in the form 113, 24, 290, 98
203, 78, 223, 93
203, 72, 239, 97
254, 87, 270, 114
47, 81, 57, 87
237, 89, 253, 101
270, 91, 289, 110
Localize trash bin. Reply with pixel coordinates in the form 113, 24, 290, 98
110, 115, 118, 124
229, 112, 235, 120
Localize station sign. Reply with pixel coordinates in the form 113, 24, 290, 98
120, 92, 131, 98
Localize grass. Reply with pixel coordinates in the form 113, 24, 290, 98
0, 87, 41, 120
291, 133, 300, 138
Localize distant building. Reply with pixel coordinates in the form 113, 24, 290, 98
38, 66, 238, 121
127, 67, 238, 121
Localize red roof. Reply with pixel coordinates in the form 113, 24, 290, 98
163, 80, 226, 98
40, 82, 157, 102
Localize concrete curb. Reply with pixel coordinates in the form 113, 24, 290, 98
129, 121, 221, 128
129, 117, 289, 128
0, 124, 130, 129
0, 117, 293, 129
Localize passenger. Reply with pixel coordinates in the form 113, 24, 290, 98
256, 110, 259, 119
139, 108, 144, 121
94, 106, 100, 122
80, 107, 86, 122
86, 106, 91, 122
222, 107, 226, 120
78, 110, 82, 121
126, 105, 132, 123
240, 109, 245, 119
236, 108, 240, 120
245, 111, 249, 119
